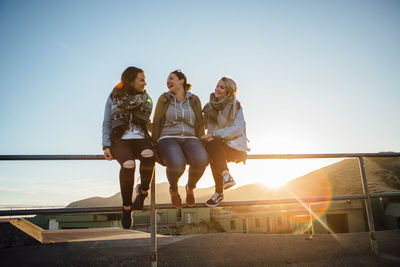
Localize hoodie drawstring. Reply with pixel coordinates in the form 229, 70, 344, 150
189, 105, 192, 124
174, 97, 177, 120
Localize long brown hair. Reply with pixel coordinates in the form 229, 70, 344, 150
171, 69, 192, 91
111, 66, 144, 98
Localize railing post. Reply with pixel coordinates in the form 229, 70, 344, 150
308, 203, 314, 236
358, 157, 378, 254
150, 166, 157, 266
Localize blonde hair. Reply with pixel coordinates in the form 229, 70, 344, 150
220, 77, 238, 97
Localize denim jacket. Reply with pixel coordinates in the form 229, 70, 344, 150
102, 96, 113, 149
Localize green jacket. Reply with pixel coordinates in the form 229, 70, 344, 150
152, 92, 205, 143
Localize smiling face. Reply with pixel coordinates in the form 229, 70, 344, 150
214, 79, 229, 100
167, 73, 184, 93
130, 72, 146, 92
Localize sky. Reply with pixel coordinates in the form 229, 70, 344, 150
0, 0, 399, 206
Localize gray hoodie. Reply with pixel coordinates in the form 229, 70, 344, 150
159, 91, 196, 139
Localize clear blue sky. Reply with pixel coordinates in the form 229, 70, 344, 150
1, 0, 399, 206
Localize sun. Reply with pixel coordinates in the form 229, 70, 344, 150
261, 180, 287, 189
239, 160, 293, 190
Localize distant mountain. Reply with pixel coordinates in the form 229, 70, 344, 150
67, 183, 215, 207
67, 157, 400, 207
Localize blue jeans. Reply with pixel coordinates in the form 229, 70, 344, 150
157, 138, 209, 191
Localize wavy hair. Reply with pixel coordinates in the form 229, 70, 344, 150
220, 77, 238, 97
111, 66, 144, 98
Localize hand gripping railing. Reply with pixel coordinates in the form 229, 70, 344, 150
1, 152, 400, 266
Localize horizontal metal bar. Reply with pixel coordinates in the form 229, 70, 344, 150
0, 194, 363, 216
1, 153, 399, 161
370, 192, 400, 198
0, 206, 121, 216
2, 192, 399, 217
0, 155, 105, 161
247, 153, 400, 159
155, 194, 368, 210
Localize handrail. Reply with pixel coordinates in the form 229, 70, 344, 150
2, 192, 400, 216
1, 152, 399, 161
1, 152, 400, 265
247, 152, 400, 159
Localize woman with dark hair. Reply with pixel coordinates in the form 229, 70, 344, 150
152, 70, 208, 208
102, 66, 155, 229
201, 77, 249, 207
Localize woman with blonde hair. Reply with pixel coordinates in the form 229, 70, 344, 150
152, 70, 208, 208
201, 77, 249, 207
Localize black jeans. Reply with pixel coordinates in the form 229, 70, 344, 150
204, 139, 246, 193
111, 138, 155, 206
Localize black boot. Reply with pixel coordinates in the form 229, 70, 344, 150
133, 184, 148, 210
121, 206, 133, 229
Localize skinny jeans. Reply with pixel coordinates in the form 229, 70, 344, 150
111, 138, 155, 206
157, 137, 208, 191
204, 138, 246, 193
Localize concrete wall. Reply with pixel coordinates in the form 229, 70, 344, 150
156, 208, 210, 225
27, 199, 371, 234
216, 213, 301, 234
29, 214, 121, 229
384, 202, 400, 229
312, 200, 366, 234
181, 208, 210, 224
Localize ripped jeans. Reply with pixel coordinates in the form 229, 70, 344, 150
111, 138, 155, 206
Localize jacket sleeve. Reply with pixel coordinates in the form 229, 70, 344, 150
206, 122, 215, 134
151, 95, 164, 143
195, 97, 205, 136
102, 96, 112, 148
213, 107, 246, 140
147, 120, 153, 133
203, 103, 214, 133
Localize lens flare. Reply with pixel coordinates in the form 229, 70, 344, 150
281, 170, 332, 223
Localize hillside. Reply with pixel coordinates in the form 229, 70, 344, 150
67, 157, 400, 207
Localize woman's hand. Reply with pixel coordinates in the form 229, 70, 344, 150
103, 148, 113, 161
200, 133, 214, 142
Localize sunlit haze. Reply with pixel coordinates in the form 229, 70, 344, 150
1, 1, 399, 206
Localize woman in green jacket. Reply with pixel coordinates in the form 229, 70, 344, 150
152, 70, 208, 208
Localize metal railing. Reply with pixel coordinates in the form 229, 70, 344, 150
1, 152, 400, 266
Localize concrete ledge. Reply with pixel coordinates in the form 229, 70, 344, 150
0, 218, 43, 248
42, 228, 170, 243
